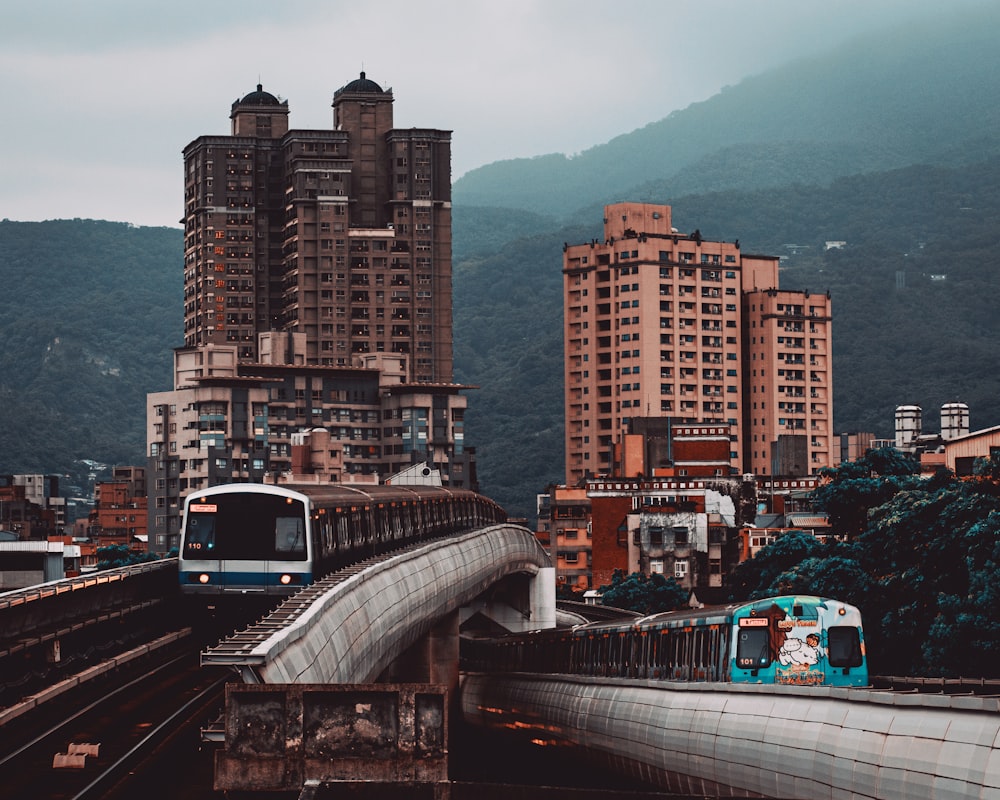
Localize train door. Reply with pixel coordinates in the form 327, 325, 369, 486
211, 493, 308, 595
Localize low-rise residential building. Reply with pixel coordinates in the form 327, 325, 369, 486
543, 486, 591, 593
88, 467, 148, 552
0, 476, 62, 539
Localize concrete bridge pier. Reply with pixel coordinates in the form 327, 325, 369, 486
207, 527, 555, 794
460, 568, 556, 635
378, 610, 461, 690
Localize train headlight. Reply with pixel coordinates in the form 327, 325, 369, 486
199, 573, 211, 584
280, 574, 293, 585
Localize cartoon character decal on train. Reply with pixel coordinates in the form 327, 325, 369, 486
732, 596, 865, 685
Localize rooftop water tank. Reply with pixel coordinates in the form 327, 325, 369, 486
895, 405, 922, 450
941, 402, 970, 441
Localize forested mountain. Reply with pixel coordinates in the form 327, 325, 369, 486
0, 220, 180, 492
3, 5, 1000, 519
454, 4, 1000, 217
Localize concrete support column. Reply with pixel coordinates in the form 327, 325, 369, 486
530, 566, 556, 630
378, 610, 459, 693
426, 609, 460, 689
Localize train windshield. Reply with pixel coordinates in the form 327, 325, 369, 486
274, 516, 305, 555
827, 625, 863, 667
184, 513, 217, 554
736, 626, 771, 669
183, 492, 308, 561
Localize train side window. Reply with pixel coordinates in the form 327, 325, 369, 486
736, 627, 771, 669
827, 626, 863, 667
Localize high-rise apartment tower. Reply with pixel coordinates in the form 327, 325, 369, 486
563, 202, 833, 484
181, 74, 453, 382
147, 75, 473, 552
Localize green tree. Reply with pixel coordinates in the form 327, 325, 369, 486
727, 454, 1000, 677
728, 530, 824, 601
763, 551, 871, 605
810, 447, 919, 538
97, 544, 161, 570
855, 456, 1000, 676
599, 570, 688, 615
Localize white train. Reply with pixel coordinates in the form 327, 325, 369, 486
178, 482, 506, 600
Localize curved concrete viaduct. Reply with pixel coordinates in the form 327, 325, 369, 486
461, 672, 1000, 800
203, 525, 553, 684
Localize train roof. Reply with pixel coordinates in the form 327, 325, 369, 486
184, 482, 485, 507
570, 603, 739, 635
570, 595, 857, 635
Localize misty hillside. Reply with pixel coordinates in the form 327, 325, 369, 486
454, 4, 1000, 217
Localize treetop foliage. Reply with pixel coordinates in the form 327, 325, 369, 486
599, 569, 688, 615
734, 453, 1000, 677
96, 543, 163, 570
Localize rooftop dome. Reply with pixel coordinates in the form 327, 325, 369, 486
339, 71, 384, 94
236, 83, 283, 107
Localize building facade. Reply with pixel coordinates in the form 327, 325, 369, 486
587, 477, 746, 591
147, 75, 472, 553
743, 288, 834, 475
0, 475, 63, 539
181, 75, 452, 381
563, 202, 834, 484
544, 486, 592, 592
88, 467, 148, 550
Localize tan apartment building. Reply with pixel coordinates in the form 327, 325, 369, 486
563, 202, 834, 484
744, 288, 834, 475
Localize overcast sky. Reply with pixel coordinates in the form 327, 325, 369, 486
0, 0, 982, 228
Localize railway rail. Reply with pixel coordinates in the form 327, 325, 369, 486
0, 648, 228, 800
870, 674, 1000, 695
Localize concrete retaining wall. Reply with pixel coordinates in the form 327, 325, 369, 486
216, 684, 447, 792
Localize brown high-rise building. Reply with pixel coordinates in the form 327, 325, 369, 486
147, 75, 473, 553
563, 202, 834, 484
181, 74, 453, 383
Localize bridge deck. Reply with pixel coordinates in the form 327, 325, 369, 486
202, 525, 554, 683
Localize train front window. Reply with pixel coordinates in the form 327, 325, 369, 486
736, 627, 771, 669
183, 514, 216, 555
827, 626, 863, 667
275, 516, 306, 556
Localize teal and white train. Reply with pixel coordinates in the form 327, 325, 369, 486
465, 595, 867, 687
